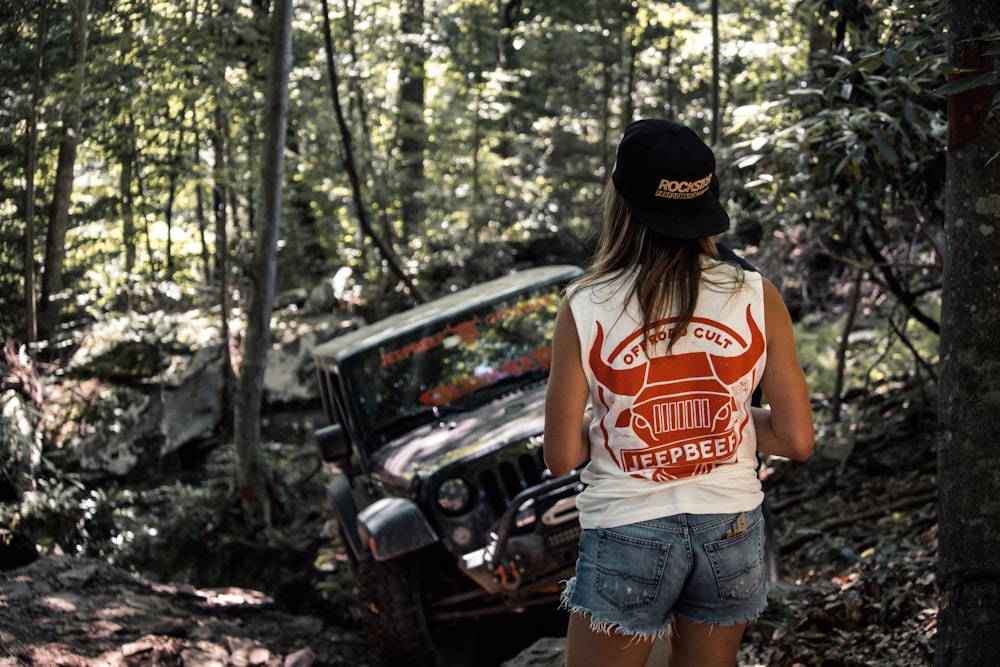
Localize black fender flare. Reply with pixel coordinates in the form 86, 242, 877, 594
328, 475, 369, 563
356, 497, 439, 561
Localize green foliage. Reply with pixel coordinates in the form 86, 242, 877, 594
796, 301, 939, 401
5, 0, 833, 340
0, 0, 981, 597
1, 383, 107, 554
0, 0, 957, 426
6, 436, 335, 597
0, 390, 41, 505
725, 0, 946, 358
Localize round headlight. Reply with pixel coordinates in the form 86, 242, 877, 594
437, 478, 473, 514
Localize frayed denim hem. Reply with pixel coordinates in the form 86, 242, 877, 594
559, 577, 765, 642
559, 578, 670, 644
673, 597, 768, 630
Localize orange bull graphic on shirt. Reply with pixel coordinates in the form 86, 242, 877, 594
589, 304, 764, 482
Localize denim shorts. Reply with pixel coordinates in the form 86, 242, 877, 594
560, 505, 768, 639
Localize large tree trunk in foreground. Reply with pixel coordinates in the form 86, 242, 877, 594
936, 1, 1000, 664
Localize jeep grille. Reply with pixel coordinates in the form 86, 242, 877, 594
478, 450, 547, 516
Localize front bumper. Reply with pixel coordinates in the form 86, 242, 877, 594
458, 471, 583, 598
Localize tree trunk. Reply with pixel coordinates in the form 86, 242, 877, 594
213, 106, 233, 429
39, 0, 88, 340
120, 121, 137, 278
163, 103, 189, 281
195, 130, 212, 284
232, 0, 294, 526
320, 0, 427, 303
831, 267, 864, 423
397, 0, 426, 240
286, 128, 326, 277
132, 139, 157, 278
494, 0, 522, 172
936, 1, 1000, 664
23, 0, 48, 350
710, 0, 720, 144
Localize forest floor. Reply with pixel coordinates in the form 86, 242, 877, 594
737, 395, 938, 667
0, 393, 938, 667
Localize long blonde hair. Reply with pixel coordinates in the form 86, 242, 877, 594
576, 179, 741, 352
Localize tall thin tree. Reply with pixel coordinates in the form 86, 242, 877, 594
232, 0, 294, 525
38, 0, 88, 340
23, 0, 48, 351
710, 0, 721, 144
397, 0, 427, 240
319, 0, 426, 303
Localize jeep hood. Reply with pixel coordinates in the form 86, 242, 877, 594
369, 384, 547, 486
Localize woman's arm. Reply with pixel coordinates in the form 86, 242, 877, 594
543, 301, 592, 476
755, 279, 815, 461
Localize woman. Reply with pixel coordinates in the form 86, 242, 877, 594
544, 119, 814, 667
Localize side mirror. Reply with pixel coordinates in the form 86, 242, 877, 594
315, 423, 349, 462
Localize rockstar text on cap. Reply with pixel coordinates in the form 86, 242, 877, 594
655, 174, 712, 200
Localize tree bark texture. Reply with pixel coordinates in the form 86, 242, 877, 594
232, 0, 293, 522
39, 0, 88, 338
24, 0, 48, 349
213, 106, 233, 429
937, 1, 1000, 665
398, 0, 426, 240
119, 123, 137, 277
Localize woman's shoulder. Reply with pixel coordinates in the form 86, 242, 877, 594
567, 268, 632, 300
760, 276, 784, 307
703, 257, 764, 292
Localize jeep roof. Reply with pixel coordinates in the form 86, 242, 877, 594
313, 264, 583, 367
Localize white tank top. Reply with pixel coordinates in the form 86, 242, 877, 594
567, 260, 766, 529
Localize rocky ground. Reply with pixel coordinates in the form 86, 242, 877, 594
0, 553, 368, 667
1, 393, 937, 667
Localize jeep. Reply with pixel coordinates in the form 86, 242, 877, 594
313, 264, 584, 666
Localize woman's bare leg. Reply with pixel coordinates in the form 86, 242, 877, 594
563, 611, 656, 667
666, 616, 746, 667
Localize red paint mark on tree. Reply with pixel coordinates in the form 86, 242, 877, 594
949, 44, 994, 151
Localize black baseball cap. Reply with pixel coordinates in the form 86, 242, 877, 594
611, 119, 730, 239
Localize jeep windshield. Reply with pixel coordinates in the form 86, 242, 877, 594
342, 284, 563, 448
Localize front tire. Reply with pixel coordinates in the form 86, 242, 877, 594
354, 550, 474, 667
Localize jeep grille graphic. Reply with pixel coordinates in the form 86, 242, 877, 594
656, 398, 711, 434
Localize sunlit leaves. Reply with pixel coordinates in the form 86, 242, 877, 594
0, 0, 959, 345
732, 0, 948, 234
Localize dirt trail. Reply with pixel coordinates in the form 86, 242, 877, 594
0, 553, 370, 666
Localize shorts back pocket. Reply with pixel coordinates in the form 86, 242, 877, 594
703, 517, 765, 602
595, 527, 670, 610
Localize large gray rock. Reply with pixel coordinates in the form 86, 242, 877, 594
262, 314, 363, 405
160, 344, 225, 452
69, 342, 225, 477
501, 637, 565, 667
502, 635, 671, 666
55, 307, 360, 477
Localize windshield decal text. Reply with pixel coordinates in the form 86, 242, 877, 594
381, 330, 449, 367
419, 348, 552, 405
380, 293, 558, 369
482, 293, 558, 325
